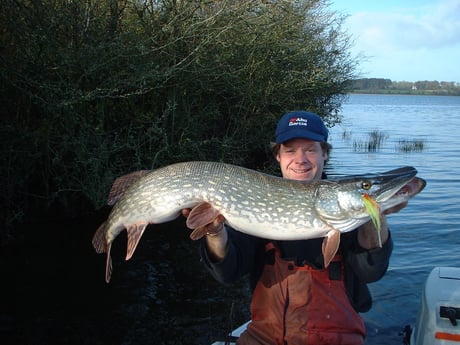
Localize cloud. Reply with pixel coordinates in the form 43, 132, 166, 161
347, 0, 460, 53
334, 0, 460, 81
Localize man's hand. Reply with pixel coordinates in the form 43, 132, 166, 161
383, 201, 408, 215
358, 200, 408, 249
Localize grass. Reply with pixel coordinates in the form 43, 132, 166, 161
345, 130, 426, 153
353, 130, 388, 152
397, 139, 426, 152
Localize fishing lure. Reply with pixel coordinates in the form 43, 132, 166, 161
362, 193, 382, 247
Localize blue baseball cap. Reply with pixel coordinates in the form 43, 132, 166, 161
275, 111, 328, 144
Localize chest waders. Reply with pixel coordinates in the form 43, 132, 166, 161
237, 243, 366, 345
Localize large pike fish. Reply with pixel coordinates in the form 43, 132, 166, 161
92, 161, 425, 282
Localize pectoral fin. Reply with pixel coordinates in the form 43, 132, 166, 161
322, 229, 341, 268
187, 202, 221, 240
92, 221, 108, 253
189, 227, 208, 240
186, 202, 220, 229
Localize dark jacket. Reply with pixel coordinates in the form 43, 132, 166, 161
200, 228, 393, 312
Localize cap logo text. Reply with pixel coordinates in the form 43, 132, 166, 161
288, 117, 308, 127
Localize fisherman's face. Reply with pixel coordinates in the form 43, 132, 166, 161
276, 138, 328, 181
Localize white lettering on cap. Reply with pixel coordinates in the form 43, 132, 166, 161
288, 117, 308, 127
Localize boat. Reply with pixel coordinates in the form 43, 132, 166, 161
407, 266, 460, 344
211, 321, 249, 345
211, 267, 460, 345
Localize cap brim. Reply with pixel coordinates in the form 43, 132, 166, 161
276, 128, 326, 144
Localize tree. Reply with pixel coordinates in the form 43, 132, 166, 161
0, 0, 358, 243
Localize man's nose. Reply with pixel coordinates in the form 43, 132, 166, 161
294, 149, 308, 162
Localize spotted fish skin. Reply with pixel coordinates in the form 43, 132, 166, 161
92, 161, 424, 282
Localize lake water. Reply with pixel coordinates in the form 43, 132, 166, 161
147, 93, 460, 345
327, 94, 460, 344
97, 94, 460, 345
4, 94, 460, 345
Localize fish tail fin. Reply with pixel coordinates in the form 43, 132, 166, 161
92, 221, 114, 283
105, 243, 113, 283
126, 222, 149, 261
92, 221, 108, 253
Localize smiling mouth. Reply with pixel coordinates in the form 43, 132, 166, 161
291, 168, 310, 174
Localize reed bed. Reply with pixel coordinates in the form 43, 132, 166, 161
345, 130, 425, 153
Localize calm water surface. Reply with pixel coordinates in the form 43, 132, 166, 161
326, 94, 460, 344
169, 94, 460, 344
146, 94, 460, 345
86, 94, 460, 345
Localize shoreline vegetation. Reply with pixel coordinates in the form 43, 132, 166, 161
347, 130, 425, 153
350, 78, 460, 96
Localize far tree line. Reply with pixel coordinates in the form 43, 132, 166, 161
351, 78, 460, 95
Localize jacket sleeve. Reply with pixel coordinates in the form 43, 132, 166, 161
341, 230, 393, 312
343, 230, 394, 283
199, 227, 264, 284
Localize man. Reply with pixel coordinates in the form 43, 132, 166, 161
183, 111, 402, 344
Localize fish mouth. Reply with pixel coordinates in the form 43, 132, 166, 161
367, 166, 419, 203
379, 176, 426, 210
394, 177, 425, 197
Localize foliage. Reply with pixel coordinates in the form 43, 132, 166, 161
352, 78, 392, 90
351, 78, 460, 95
0, 0, 357, 243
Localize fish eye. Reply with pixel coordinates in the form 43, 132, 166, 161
361, 181, 372, 190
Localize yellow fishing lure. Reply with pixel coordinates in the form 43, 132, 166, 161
362, 193, 382, 247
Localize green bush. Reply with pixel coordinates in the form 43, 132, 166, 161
0, 0, 357, 243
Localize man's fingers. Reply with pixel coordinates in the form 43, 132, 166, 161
215, 214, 225, 224
181, 208, 192, 218
383, 201, 408, 215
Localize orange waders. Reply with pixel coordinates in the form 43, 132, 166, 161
237, 243, 366, 345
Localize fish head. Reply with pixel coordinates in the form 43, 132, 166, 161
360, 166, 419, 204
315, 166, 420, 232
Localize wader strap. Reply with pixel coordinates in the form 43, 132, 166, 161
328, 253, 343, 280
328, 261, 342, 280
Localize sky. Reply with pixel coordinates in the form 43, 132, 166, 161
329, 0, 460, 83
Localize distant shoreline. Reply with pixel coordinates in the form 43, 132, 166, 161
350, 78, 460, 96
349, 89, 460, 96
